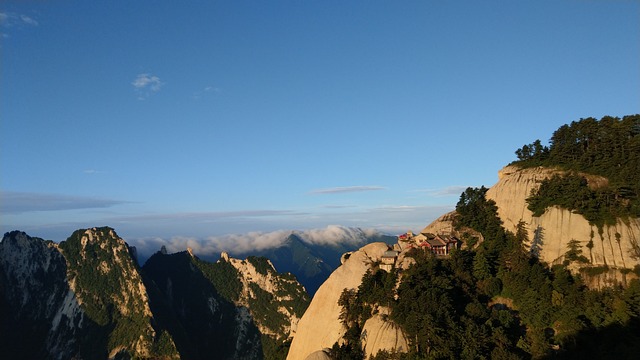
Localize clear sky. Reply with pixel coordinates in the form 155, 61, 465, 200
1, 1, 639, 246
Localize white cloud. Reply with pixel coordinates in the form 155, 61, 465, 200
296, 225, 379, 247
19, 15, 38, 26
310, 185, 386, 195
132, 73, 163, 99
0, 12, 38, 27
193, 85, 221, 99
129, 225, 384, 258
0, 12, 38, 38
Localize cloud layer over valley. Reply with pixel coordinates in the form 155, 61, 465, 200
130, 225, 382, 259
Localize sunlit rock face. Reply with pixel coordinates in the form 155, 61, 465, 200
485, 165, 640, 270
360, 311, 409, 358
220, 253, 308, 340
286, 242, 390, 360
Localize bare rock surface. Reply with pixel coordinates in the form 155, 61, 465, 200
361, 312, 409, 358
286, 242, 389, 360
485, 165, 640, 268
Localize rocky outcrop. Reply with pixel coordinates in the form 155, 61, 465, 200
0, 231, 81, 359
286, 242, 390, 360
220, 253, 309, 340
485, 165, 640, 269
59, 227, 164, 358
361, 311, 409, 358
0, 228, 180, 359
142, 250, 263, 360
304, 349, 332, 360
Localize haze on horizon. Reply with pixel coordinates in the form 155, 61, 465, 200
1, 1, 638, 246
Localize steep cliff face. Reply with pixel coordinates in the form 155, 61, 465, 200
0, 231, 81, 359
485, 165, 640, 269
58, 227, 170, 359
143, 250, 310, 360
0, 228, 179, 359
286, 242, 391, 360
221, 253, 309, 340
143, 250, 262, 360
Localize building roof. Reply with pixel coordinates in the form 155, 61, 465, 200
425, 238, 446, 247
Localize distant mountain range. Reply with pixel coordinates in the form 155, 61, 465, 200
160, 227, 398, 296
227, 231, 397, 296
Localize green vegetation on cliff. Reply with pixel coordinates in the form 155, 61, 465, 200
512, 115, 640, 225
60, 227, 178, 359
194, 255, 309, 360
195, 256, 243, 302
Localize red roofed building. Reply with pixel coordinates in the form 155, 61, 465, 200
414, 233, 459, 256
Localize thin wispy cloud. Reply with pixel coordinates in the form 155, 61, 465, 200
19, 15, 38, 26
0, 191, 127, 215
0, 12, 39, 27
310, 185, 386, 195
193, 85, 221, 99
415, 186, 468, 197
321, 204, 357, 209
132, 73, 163, 99
0, 12, 38, 38
110, 209, 306, 223
369, 205, 428, 213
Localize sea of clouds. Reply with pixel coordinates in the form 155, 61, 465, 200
130, 225, 382, 259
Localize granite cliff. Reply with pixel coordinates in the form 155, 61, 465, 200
485, 165, 640, 272
286, 242, 409, 360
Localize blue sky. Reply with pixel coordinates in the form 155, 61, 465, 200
1, 1, 639, 246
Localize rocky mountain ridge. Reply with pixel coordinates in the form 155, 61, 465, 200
0, 228, 177, 359
0, 227, 309, 359
220, 252, 308, 340
142, 249, 262, 359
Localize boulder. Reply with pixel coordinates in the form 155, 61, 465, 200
361, 312, 409, 358
286, 242, 389, 360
